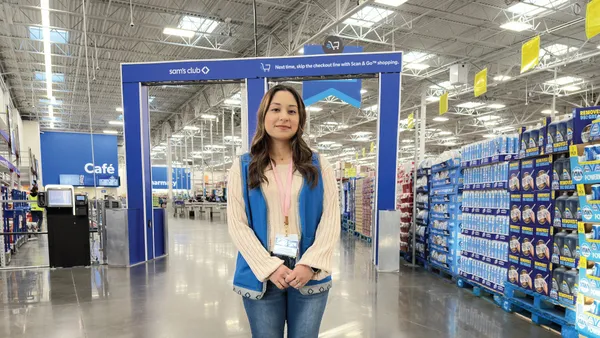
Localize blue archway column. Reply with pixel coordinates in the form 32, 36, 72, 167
374, 73, 402, 266
122, 83, 153, 265
245, 78, 267, 148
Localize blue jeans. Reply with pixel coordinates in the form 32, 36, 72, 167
242, 282, 329, 338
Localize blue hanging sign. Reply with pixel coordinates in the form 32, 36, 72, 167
151, 166, 191, 190
121, 52, 402, 83
302, 45, 363, 108
41, 132, 119, 187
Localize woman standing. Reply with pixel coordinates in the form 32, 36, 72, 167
227, 85, 340, 338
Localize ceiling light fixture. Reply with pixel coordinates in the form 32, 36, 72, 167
323, 121, 339, 126
439, 131, 453, 135
224, 99, 241, 105
493, 75, 511, 82
108, 120, 123, 125
306, 106, 323, 112
487, 104, 506, 109
544, 76, 582, 86
477, 115, 501, 121
353, 131, 373, 136
374, 0, 408, 6
433, 117, 449, 122
201, 114, 217, 119
541, 109, 558, 115
163, 27, 196, 38
41, 0, 53, 118
103, 130, 119, 135
500, 21, 532, 32
482, 134, 496, 138
116, 107, 123, 112
171, 134, 184, 138
343, 6, 394, 28
360, 89, 367, 94
507, 0, 569, 17
426, 96, 440, 102
183, 126, 200, 131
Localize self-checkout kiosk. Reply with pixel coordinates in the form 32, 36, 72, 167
40, 185, 91, 268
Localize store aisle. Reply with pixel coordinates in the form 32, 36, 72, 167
0, 218, 554, 338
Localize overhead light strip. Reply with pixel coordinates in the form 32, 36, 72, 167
41, 0, 53, 121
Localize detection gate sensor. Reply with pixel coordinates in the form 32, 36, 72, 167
450, 64, 469, 85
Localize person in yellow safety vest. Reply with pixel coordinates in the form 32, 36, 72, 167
29, 187, 44, 232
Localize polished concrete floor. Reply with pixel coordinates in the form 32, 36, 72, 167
0, 218, 556, 338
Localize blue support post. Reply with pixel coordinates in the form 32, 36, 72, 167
373, 72, 401, 265
122, 83, 150, 265
245, 78, 267, 146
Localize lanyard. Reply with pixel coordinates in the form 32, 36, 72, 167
271, 159, 294, 233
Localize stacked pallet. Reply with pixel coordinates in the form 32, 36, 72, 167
354, 177, 375, 239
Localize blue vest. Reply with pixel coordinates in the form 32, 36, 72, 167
233, 153, 333, 299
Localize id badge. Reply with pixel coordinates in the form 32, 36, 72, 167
273, 234, 299, 258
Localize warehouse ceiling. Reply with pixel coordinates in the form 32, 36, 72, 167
1, 0, 599, 169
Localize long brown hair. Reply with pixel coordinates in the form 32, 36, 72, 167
248, 85, 318, 189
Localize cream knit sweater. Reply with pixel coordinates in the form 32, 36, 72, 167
227, 154, 340, 282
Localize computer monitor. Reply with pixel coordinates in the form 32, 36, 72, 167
47, 190, 73, 207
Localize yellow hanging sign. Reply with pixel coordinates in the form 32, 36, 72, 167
345, 168, 357, 178
370, 142, 374, 153
439, 92, 449, 115
521, 35, 540, 73
587, 0, 600, 39
474, 68, 487, 97
362, 148, 366, 157
407, 112, 415, 129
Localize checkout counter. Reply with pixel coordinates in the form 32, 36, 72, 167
41, 185, 91, 268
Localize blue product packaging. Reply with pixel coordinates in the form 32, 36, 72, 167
519, 266, 534, 291
529, 129, 539, 149
556, 121, 567, 143
566, 118, 573, 142
509, 161, 520, 192
534, 228, 553, 264
521, 225, 535, 258
522, 193, 536, 226
521, 160, 535, 192
521, 131, 530, 151
548, 122, 557, 145
508, 263, 519, 286
585, 145, 598, 162
593, 184, 600, 201
533, 261, 552, 296
552, 158, 562, 190
590, 119, 600, 141
534, 156, 552, 192
510, 193, 522, 224
536, 192, 553, 228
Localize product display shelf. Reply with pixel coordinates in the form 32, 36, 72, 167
564, 107, 600, 337
341, 179, 356, 234
354, 177, 374, 242
459, 139, 515, 296
429, 155, 462, 275
1, 188, 29, 267
397, 162, 414, 256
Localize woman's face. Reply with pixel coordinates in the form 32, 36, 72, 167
264, 90, 300, 142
